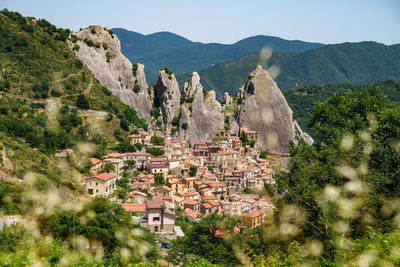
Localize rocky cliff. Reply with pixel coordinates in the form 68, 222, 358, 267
179, 72, 224, 143
154, 69, 181, 126
68, 26, 152, 122
236, 65, 313, 153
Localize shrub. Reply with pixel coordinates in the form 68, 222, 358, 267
102, 43, 108, 50
182, 122, 188, 130
171, 117, 179, 127
133, 83, 141, 93
132, 64, 138, 76
72, 44, 80, 51
94, 43, 100, 48
74, 59, 83, 69
76, 94, 89, 109
90, 28, 96, 34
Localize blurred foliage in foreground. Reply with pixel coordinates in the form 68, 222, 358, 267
164, 86, 400, 266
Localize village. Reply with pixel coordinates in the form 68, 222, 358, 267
77, 126, 277, 238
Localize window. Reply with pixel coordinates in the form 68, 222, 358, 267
154, 226, 158, 232
88, 189, 93, 195
153, 217, 160, 222
96, 189, 98, 193
96, 182, 98, 186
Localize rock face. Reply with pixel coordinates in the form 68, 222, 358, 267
222, 92, 233, 106
68, 26, 152, 122
154, 70, 181, 125
236, 65, 313, 153
179, 72, 224, 143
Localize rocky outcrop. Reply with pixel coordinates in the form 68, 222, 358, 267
236, 65, 313, 153
179, 72, 224, 143
68, 26, 152, 122
154, 70, 181, 125
222, 92, 233, 106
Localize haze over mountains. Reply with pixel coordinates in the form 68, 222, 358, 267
114, 28, 400, 99
112, 28, 324, 82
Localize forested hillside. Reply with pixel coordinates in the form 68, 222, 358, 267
284, 80, 400, 135
0, 10, 158, 265
176, 42, 400, 98
113, 28, 324, 81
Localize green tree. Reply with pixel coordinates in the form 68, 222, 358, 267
189, 166, 197, 177
76, 94, 89, 109
154, 175, 164, 186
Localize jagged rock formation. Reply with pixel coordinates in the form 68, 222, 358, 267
154, 70, 181, 125
236, 65, 313, 153
222, 92, 233, 106
68, 26, 152, 122
179, 72, 224, 143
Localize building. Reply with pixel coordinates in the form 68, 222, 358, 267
85, 173, 116, 196
90, 158, 102, 172
128, 134, 142, 145
155, 186, 173, 197
241, 210, 264, 228
147, 163, 169, 178
103, 158, 124, 180
145, 199, 175, 233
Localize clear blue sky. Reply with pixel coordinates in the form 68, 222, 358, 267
1, 0, 399, 45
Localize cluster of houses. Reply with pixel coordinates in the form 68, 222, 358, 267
82, 128, 276, 236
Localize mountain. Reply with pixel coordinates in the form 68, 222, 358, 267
175, 41, 400, 98
113, 28, 324, 81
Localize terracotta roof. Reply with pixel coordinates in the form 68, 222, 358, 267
128, 134, 141, 138
121, 203, 145, 213
105, 153, 122, 158
157, 186, 173, 192
209, 201, 220, 207
241, 210, 264, 218
203, 195, 217, 201
202, 203, 213, 209
145, 199, 165, 209
153, 196, 173, 202
90, 158, 101, 166
184, 199, 200, 205
130, 191, 148, 197
92, 173, 115, 181
148, 163, 168, 169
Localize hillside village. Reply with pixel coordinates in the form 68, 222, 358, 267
77, 126, 277, 236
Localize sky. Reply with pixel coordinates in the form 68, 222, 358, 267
1, 0, 399, 45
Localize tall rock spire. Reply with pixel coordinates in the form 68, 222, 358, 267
236, 65, 313, 153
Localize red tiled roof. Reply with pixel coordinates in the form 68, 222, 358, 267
241, 210, 264, 218
146, 199, 165, 209
184, 199, 200, 205
203, 195, 217, 201
121, 203, 145, 213
90, 158, 101, 166
148, 163, 168, 169
92, 173, 115, 181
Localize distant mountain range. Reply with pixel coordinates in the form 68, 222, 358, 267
176, 41, 400, 98
112, 28, 324, 81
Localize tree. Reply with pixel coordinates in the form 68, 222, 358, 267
150, 135, 165, 146
126, 160, 136, 169
76, 94, 89, 109
154, 175, 164, 186
182, 122, 188, 130
189, 166, 197, 177
103, 163, 115, 173
146, 147, 164, 156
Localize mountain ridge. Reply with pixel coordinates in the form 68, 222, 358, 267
113, 28, 325, 81
175, 41, 400, 98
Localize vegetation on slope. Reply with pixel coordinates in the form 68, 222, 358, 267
0, 10, 157, 265
283, 79, 400, 135
113, 28, 324, 82
176, 42, 400, 98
